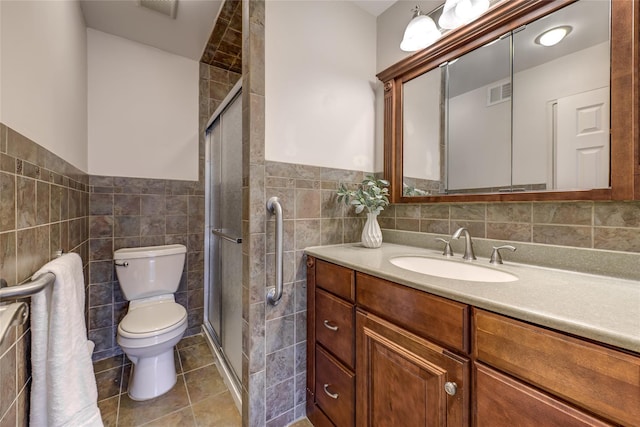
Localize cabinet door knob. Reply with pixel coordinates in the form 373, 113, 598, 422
444, 381, 457, 396
323, 320, 339, 331
323, 384, 339, 399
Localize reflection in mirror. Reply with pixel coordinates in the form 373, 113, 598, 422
402, 67, 442, 196
398, 0, 612, 198
447, 34, 512, 193
512, 0, 610, 191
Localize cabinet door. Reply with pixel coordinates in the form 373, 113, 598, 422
475, 363, 613, 427
356, 311, 469, 427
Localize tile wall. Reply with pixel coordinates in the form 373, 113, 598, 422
199, 63, 242, 130
0, 123, 89, 427
260, 161, 366, 426
87, 176, 206, 360
84, 47, 242, 363
379, 200, 640, 252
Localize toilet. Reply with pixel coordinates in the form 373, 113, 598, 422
114, 244, 188, 401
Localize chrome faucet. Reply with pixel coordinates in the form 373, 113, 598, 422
452, 227, 476, 260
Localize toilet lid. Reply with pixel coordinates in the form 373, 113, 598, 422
120, 301, 187, 335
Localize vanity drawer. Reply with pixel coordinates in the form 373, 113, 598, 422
356, 272, 469, 353
474, 309, 640, 426
475, 363, 613, 427
316, 288, 355, 369
315, 345, 355, 427
316, 259, 355, 302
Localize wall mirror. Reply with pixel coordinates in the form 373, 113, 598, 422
380, 0, 638, 203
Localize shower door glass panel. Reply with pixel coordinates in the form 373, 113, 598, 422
208, 91, 243, 383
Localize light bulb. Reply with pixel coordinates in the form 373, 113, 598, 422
536, 26, 572, 47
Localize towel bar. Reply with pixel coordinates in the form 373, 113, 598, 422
0, 272, 55, 344
0, 272, 56, 300
0, 249, 62, 301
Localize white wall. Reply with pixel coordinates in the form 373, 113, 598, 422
512, 42, 609, 186
265, 1, 377, 172
0, 0, 88, 171
88, 29, 199, 180
403, 68, 441, 181
448, 82, 512, 190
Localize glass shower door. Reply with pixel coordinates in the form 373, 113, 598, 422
207, 90, 243, 384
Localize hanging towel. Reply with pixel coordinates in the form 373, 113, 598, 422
30, 253, 103, 427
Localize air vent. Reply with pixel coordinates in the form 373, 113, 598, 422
487, 82, 511, 106
137, 0, 178, 19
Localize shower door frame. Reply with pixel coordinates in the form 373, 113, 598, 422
203, 80, 243, 409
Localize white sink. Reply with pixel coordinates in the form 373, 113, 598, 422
389, 256, 518, 283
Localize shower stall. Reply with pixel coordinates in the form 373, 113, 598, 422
203, 81, 243, 407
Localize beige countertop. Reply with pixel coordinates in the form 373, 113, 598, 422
305, 242, 640, 354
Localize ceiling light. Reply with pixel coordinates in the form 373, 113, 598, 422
400, 6, 442, 52
439, 0, 490, 30
535, 26, 572, 47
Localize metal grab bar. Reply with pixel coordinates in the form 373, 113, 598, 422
0, 272, 56, 345
0, 302, 29, 345
212, 228, 243, 244
266, 196, 283, 306
0, 272, 56, 300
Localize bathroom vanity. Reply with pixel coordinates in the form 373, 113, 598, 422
305, 243, 640, 426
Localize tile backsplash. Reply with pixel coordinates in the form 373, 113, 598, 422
380, 200, 640, 252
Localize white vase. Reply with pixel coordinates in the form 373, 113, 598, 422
361, 212, 382, 248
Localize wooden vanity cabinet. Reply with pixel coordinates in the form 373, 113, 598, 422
474, 309, 640, 426
307, 257, 356, 427
307, 257, 470, 427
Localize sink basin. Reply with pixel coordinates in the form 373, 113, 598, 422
389, 256, 518, 283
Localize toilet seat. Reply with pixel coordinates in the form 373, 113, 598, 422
119, 301, 187, 339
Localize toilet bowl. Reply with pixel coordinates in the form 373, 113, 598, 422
114, 244, 187, 401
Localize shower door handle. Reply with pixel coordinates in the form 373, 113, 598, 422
212, 229, 242, 244
266, 196, 283, 306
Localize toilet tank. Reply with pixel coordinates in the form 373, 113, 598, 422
114, 244, 186, 301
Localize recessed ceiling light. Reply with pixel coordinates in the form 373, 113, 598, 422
535, 26, 572, 47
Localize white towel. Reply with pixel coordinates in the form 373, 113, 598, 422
30, 253, 103, 427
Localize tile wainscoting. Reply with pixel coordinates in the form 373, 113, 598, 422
0, 123, 89, 426
87, 175, 205, 361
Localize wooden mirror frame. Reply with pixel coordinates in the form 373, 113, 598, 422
378, 0, 638, 204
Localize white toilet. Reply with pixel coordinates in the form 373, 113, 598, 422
114, 244, 188, 401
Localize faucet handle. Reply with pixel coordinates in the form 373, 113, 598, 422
490, 245, 516, 265
435, 238, 454, 257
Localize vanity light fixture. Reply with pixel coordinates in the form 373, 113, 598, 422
439, 0, 490, 30
535, 26, 572, 47
400, 6, 442, 52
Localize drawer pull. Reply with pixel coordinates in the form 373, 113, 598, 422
323, 320, 339, 331
323, 384, 339, 399
444, 381, 458, 396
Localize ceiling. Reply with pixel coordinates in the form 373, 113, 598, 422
80, 0, 224, 61
351, 0, 396, 16
80, 0, 396, 62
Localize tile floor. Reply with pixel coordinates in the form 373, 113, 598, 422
93, 333, 315, 426
93, 334, 241, 426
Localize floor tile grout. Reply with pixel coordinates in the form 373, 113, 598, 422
95, 334, 240, 427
